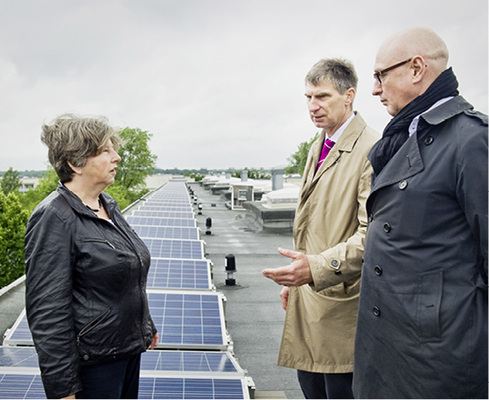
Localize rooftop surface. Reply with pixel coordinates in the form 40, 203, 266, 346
0, 177, 304, 399
190, 182, 303, 399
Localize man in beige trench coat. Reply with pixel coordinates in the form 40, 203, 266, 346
263, 58, 379, 398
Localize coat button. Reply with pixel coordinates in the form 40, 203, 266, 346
331, 260, 339, 267
383, 223, 391, 233
398, 180, 408, 190
373, 306, 381, 316
374, 265, 383, 276
83, 355, 90, 361
368, 214, 373, 223
424, 136, 434, 145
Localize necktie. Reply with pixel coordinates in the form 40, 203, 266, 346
316, 138, 335, 170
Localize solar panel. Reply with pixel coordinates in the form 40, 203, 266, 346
132, 210, 195, 219
0, 347, 242, 376
138, 376, 248, 399
6, 291, 228, 350
0, 374, 250, 400
140, 350, 243, 375
0, 374, 45, 399
147, 259, 212, 290
142, 238, 205, 260
147, 290, 229, 350
138, 205, 194, 213
126, 216, 196, 227
3, 310, 31, 347
132, 225, 200, 240
0, 347, 39, 369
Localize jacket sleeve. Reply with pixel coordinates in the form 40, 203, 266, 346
456, 115, 488, 284
25, 204, 82, 398
307, 155, 372, 292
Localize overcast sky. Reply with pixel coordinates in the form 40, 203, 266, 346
1, 0, 487, 171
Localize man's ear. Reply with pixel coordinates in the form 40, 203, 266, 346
345, 88, 356, 106
411, 55, 426, 83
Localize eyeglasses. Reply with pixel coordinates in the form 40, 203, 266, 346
373, 58, 412, 85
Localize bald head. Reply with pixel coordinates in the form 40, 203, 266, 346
373, 27, 451, 116
377, 27, 449, 76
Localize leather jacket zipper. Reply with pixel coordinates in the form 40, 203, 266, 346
77, 307, 112, 341
83, 238, 116, 249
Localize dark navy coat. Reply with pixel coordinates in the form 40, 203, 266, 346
353, 96, 488, 398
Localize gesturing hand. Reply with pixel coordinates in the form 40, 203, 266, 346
262, 247, 313, 286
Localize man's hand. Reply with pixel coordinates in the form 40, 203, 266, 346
280, 286, 290, 310
262, 247, 313, 286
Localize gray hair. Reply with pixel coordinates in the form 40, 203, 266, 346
41, 114, 121, 183
305, 58, 358, 94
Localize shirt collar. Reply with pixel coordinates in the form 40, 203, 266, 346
326, 112, 355, 143
408, 97, 454, 136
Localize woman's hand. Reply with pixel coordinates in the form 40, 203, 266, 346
148, 333, 159, 349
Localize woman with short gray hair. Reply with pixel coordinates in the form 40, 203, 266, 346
25, 114, 158, 399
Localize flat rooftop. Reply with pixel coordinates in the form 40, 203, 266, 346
0, 179, 304, 399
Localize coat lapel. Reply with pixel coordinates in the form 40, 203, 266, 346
370, 132, 424, 194
299, 113, 366, 206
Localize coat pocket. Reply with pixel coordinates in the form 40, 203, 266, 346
415, 269, 443, 340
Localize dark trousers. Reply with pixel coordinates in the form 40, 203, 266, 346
297, 370, 354, 399
77, 354, 141, 399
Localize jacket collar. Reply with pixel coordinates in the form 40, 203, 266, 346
57, 182, 118, 218
369, 96, 472, 193
311, 112, 366, 179
300, 112, 366, 203
421, 95, 474, 126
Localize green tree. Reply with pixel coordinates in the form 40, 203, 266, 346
0, 192, 29, 288
116, 127, 157, 191
20, 168, 59, 213
232, 168, 271, 180
285, 132, 320, 176
1, 167, 21, 195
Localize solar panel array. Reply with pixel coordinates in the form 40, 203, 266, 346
0, 180, 254, 399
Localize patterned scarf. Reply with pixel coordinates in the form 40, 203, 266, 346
368, 67, 459, 176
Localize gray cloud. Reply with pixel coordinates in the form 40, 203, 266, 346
0, 0, 487, 171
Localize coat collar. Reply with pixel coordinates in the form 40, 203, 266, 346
311, 112, 366, 179
369, 96, 473, 193
57, 182, 118, 218
300, 112, 367, 202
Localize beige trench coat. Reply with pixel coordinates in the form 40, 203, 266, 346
278, 112, 379, 373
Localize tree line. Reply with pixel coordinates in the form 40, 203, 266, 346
0, 128, 318, 288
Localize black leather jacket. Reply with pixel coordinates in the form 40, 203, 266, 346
25, 183, 156, 399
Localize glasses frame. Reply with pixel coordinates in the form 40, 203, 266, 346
373, 58, 412, 85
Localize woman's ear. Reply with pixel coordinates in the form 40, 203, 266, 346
67, 161, 82, 175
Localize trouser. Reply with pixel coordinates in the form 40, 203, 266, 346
297, 370, 354, 399
77, 353, 141, 399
